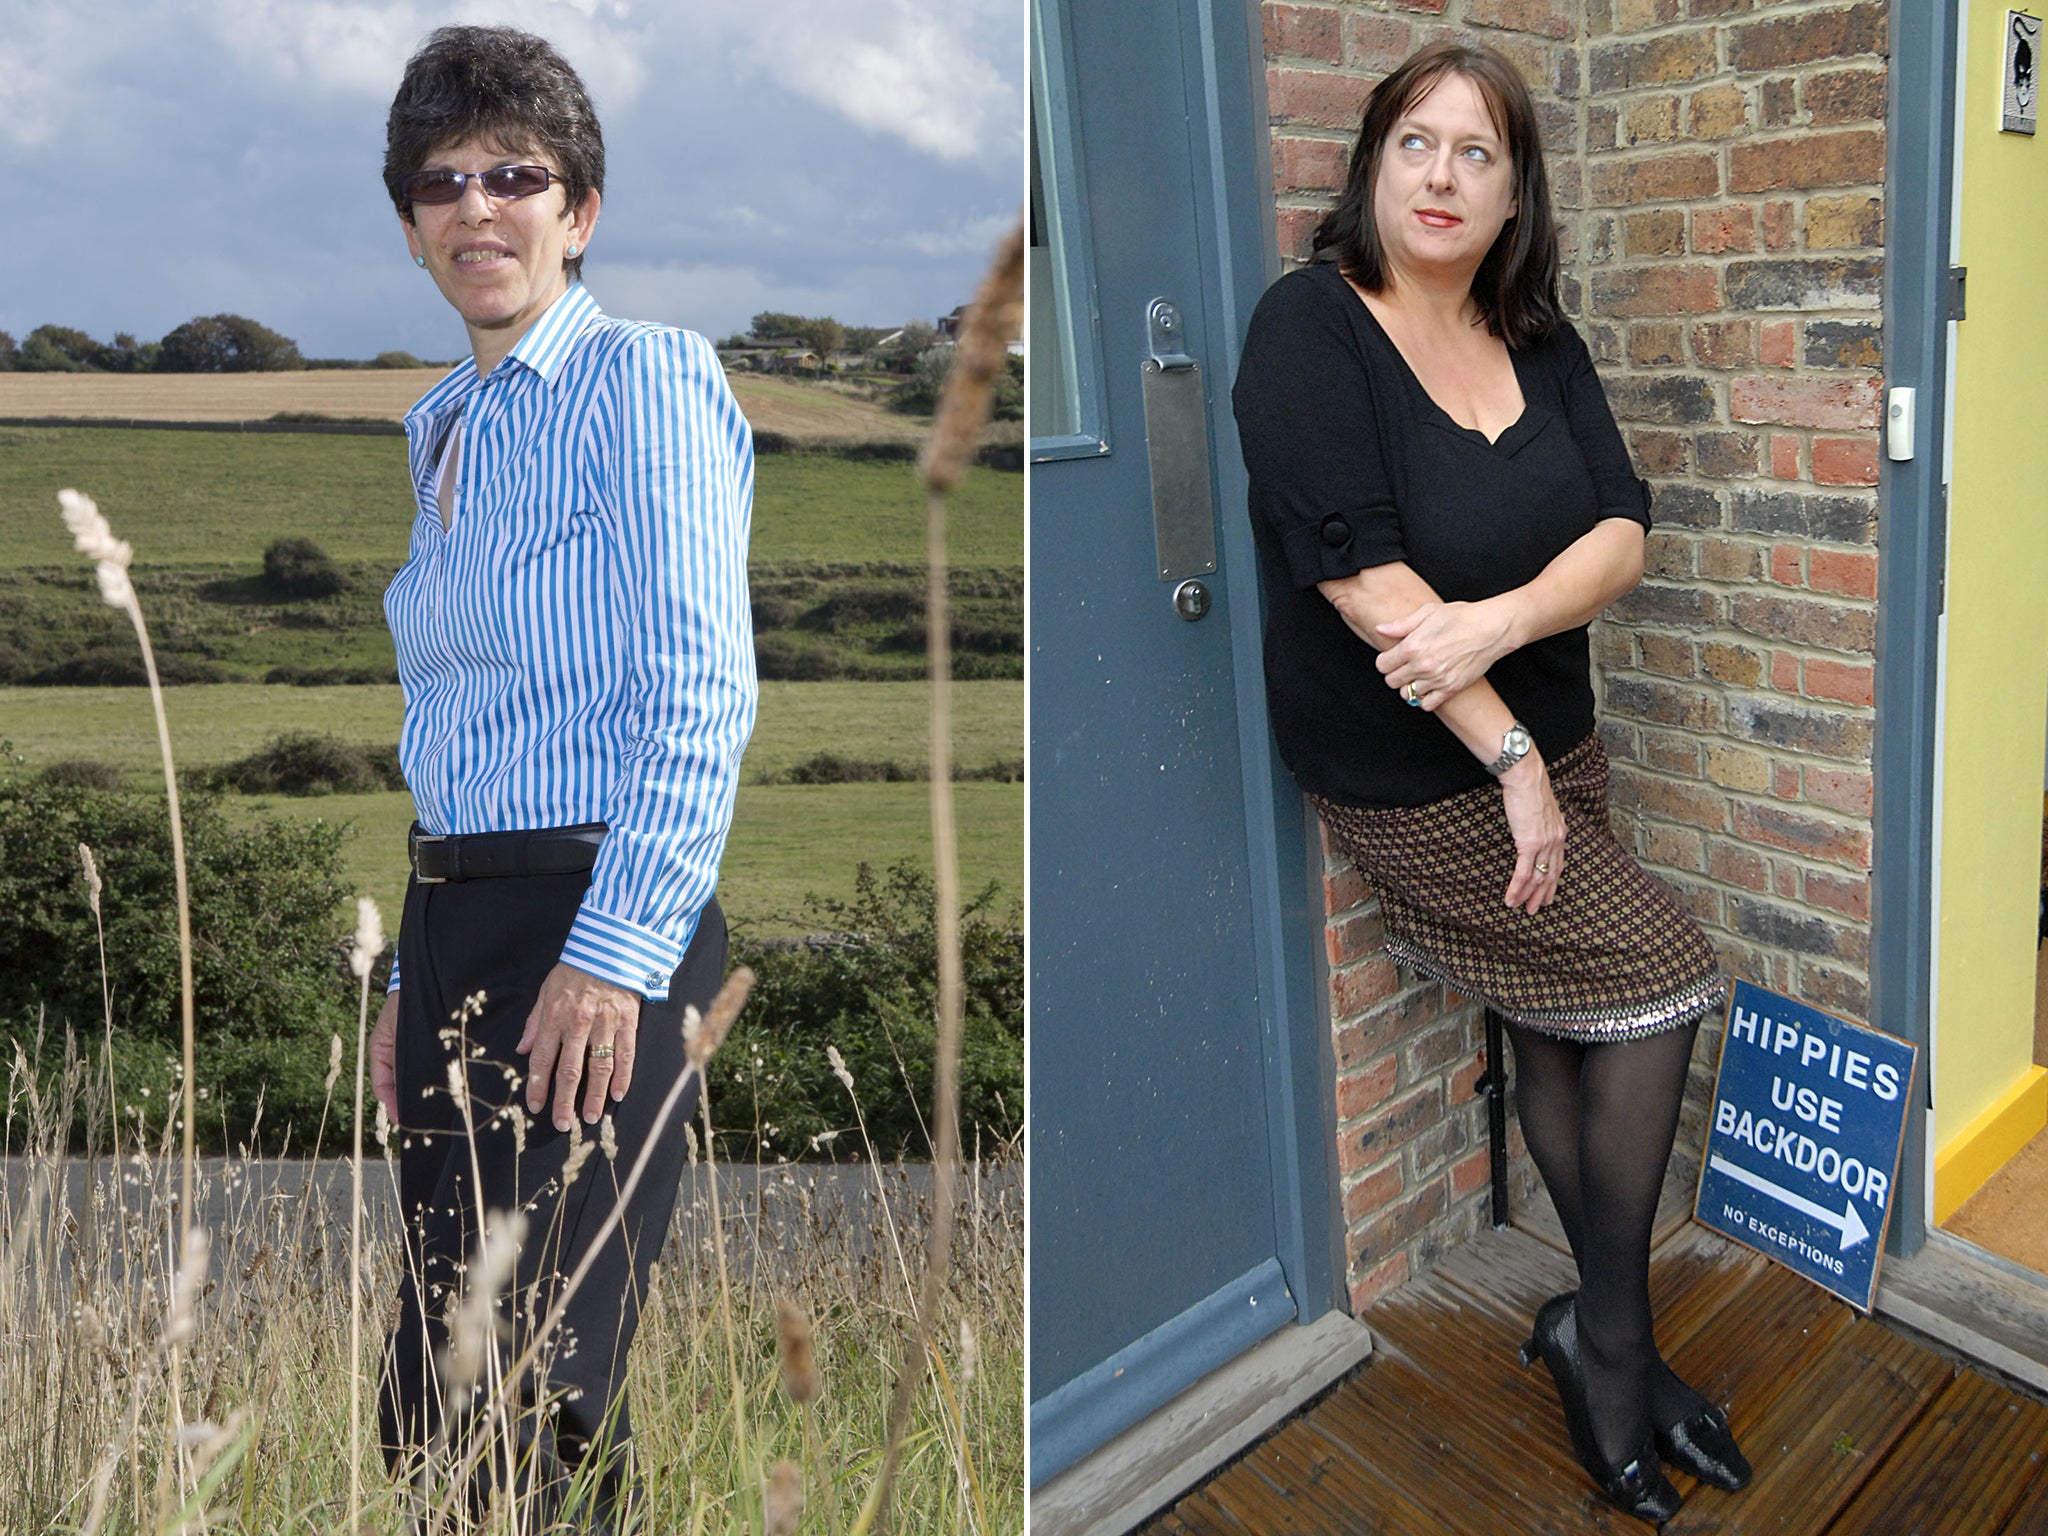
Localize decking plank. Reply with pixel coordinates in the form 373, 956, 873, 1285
1996, 1450, 2048, 1536
1306, 1355, 1626, 1535
1671, 1320, 1953, 1532
1141, 1215, 2044, 1536
1824, 1370, 2048, 1535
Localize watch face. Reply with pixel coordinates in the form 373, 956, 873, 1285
1506, 726, 1532, 754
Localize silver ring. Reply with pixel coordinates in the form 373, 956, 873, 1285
587, 1043, 615, 1061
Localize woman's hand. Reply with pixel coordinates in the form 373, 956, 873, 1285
518, 964, 641, 1131
1374, 598, 1516, 711
370, 991, 400, 1128
1498, 752, 1565, 914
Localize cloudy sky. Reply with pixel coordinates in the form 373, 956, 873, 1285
2, 0, 1023, 361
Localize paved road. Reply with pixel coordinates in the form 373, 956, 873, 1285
2, 1153, 1020, 1300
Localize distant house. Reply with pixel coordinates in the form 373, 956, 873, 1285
775, 349, 823, 374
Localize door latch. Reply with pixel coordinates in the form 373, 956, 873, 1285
1140, 296, 1218, 589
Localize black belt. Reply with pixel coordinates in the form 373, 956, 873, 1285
409, 822, 608, 883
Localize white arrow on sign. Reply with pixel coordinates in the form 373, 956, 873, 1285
1709, 1153, 1871, 1251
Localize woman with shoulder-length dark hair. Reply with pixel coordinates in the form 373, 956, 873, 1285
365, 23, 756, 1531
1233, 40, 1744, 1528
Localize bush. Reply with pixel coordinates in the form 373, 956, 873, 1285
753, 632, 846, 681
0, 761, 365, 1152
714, 862, 1022, 1162
373, 350, 425, 368
25, 646, 225, 686
198, 732, 404, 796
262, 536, 348, 599
263, 664, 400, 686
39, 759, 125, 791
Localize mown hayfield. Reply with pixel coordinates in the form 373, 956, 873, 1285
0, 367, 965, 444
0, 425, 1021, 568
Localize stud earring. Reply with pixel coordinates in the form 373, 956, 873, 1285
414, 255, 426, 268
567, 244, 581, 258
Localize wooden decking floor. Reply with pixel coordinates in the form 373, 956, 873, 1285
1136, 1217, 2048, 1534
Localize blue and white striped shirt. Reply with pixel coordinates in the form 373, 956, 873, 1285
384, 283, 756, 1000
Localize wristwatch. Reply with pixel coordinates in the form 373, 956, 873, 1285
1485, 722, 1534, 777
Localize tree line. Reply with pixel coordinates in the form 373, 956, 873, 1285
0, 316, 429, 374
722, 311, 942, 360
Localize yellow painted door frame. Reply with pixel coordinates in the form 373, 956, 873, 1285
1933, 0, 2048, 1223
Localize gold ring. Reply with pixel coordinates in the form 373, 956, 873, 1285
1535, 863, 1550, 874
588, 1043, 615, 1060
1403, 681, 1421, 706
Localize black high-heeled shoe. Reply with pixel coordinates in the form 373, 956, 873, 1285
1657, 1398, 1752, 1492
1519, 1293, 1683, 1529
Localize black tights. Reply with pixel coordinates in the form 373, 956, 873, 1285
1505, 1015, 1709, 1464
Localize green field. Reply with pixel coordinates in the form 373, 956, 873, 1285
0, 680, 1021, 781
2, 417, 1020, 940
231, 780, 1020, 938
1, 680, 1022, 933
0, 426, 1021, 567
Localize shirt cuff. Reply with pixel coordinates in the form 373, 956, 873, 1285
387, 954, 402, 995
560, 904, 691, 1001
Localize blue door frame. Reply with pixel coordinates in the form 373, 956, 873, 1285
1872, 0, 1960, 1259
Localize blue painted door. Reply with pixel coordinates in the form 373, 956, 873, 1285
1029, 0, 1333, 1484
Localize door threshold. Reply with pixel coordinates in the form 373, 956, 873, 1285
1029, 1308, 1375, 1536
1875, 1227, 2048, 1397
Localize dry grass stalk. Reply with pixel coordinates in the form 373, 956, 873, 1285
854, 219, 1022, 1536
348, 895, 384, 1534
60, 486, 204, 1518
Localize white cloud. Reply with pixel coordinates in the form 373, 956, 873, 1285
902, 210, 1020, 259
709, 0, 1020, 166
198, 0, 650, 107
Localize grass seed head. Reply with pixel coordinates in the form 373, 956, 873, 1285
775, 1296, 821, 1404
826, 1044, 855, 1093
350, 896, 384, 979
442, 1207, 527, 1397
325, 1034, 343, 1093
919, 222, 1025, 494
78, 842, 102, 917
764, 1458, 804, 1536
562, 1116, 595, 1187
685, 965, 755, 1069
57, 488, 135, 607
164, 1223, 211, 1348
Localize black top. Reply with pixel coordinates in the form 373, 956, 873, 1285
1231, 261, 1652, 809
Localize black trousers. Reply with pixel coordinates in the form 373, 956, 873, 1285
377, 866, 725, 1530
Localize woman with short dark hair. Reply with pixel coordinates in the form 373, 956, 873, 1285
1234, 41, 1744, 1528
368, 23, 756, 1531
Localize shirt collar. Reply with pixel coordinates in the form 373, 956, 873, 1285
504, 281, 603, 385
403, 283, 605, 433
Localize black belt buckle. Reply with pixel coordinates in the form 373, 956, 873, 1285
412, 832, 450, 884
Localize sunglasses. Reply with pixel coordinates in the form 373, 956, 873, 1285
401, 164, 556, 206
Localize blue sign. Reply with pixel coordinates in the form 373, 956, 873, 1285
1694, 981, 1918, 1311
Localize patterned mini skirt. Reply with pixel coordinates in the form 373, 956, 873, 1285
1309, 734, 1726, 1043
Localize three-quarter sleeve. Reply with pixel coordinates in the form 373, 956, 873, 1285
1555, 321, 1654, 529
1232, 272, 1404, 587
558, 328, 758, 999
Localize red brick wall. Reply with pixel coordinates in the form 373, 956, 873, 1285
1262, 0, 1887, 1315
